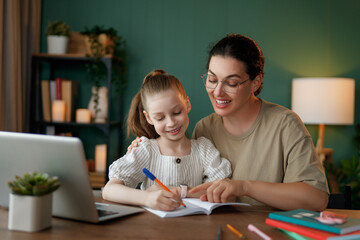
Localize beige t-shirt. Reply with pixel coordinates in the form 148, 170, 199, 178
192, 99, 329, 205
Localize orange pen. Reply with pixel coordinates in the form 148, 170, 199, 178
227, 224, 245, 238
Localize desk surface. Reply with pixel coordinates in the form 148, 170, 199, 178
1, 202, 359, 240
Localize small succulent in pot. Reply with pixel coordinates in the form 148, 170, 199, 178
8, 172, 60, 196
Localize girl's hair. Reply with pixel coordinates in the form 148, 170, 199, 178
206, 34, 265, 96
126, 69, 186, 139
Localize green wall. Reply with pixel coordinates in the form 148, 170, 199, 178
41, 0, 360, 165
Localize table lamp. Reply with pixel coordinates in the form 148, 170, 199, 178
291, 77, 355, 153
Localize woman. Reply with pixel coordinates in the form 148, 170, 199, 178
189, 34, 329, 211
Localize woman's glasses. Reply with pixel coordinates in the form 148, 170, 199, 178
202, 73, 249, 94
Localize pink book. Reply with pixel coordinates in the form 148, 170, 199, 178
55, 78, 62, 100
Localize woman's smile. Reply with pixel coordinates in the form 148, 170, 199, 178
215, 98, 232, 108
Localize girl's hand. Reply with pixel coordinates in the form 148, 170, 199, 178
146, 185, 182, 199
147, 185, 204, 199
126, 137, 142, 154
146, 184, 163, 192
189, 178, 244, 203
144, 190, 182, 211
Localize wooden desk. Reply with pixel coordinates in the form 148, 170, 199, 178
0, 204, 285, 240
1, 203, 359, 240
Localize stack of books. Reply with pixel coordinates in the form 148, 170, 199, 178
266, 209, 360, 240
41, 78, 78, 122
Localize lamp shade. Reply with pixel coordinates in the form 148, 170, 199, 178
291, 77, 355, 125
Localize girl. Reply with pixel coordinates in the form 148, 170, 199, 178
102, 69, 231, 211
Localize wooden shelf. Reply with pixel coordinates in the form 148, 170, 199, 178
29, 54, 124, 184
33, 53, 114, 58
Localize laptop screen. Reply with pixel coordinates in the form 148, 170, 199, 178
0, 131, 101, 222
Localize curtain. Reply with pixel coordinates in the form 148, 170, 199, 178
0, 0, 41, 132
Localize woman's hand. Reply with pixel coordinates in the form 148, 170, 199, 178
189, 178, 245, 203
190, 179, 329, 211
126, 137, 142, 154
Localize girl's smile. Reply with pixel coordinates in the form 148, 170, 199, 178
167, 126, 182, 135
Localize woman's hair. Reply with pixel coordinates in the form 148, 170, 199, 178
206, 34, 265, 96
126, 69, 186, 139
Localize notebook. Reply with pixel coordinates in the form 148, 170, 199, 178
144, 198, 250, 218
268, 209, 360, 235
0, 131, 143, 223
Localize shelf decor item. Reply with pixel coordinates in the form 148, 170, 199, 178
45, 20, 70, 54
88, 86, 108, 123
76, 108, 91, 123
95, 144, 107, 172
7, 172, 60, 232
52, 99, 66, 122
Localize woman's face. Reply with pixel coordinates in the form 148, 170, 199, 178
206, 55, 260, 117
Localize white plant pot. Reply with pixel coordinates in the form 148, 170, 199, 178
8, 193, 53, 232
47, 35, 69, 54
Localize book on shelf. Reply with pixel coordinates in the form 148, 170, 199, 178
88, 171, 105, 189
49, 80, 56, 105
266, 218, 360, 240
268, 209, 360, 235
41, 80, 51, 122
43, 78, 78, 123
42, 78, 59, 122
46, 126, 55, 135
55, 77, 62, 100
56, 132, 73, 137
61, 79, 78, 122
144, 198, 250, 218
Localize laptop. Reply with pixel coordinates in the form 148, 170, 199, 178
0, 131, 143, 223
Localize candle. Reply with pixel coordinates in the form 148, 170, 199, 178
52, 100, 66, 122
95, 144, 107, 172
76, 109, 91, 123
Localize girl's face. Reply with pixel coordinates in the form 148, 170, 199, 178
143, 88, 191, 141
206, 55, 261, 117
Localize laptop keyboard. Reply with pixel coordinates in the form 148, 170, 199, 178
97, 209, 118, 217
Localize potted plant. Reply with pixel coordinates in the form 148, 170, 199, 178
8, 172, 60, 232
81, 25, 117, 57
81, 25, 127, 122
45, 20, 70, 54
324, 124, 360, 209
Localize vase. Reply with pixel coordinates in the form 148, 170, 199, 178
8, 193, 53, 232
47, 35, 69, 54
88, 86, 108, 123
